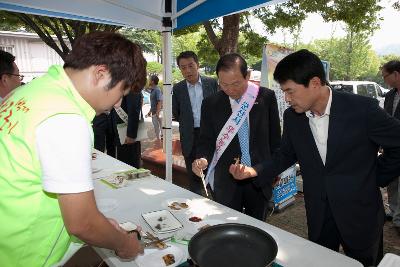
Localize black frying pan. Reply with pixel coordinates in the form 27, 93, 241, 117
188, 223, 278, 267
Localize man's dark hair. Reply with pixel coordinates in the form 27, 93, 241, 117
274, 49, 327, 87
0, 50, 16, 77
150, 75, 159, 85
382, 60, 400, 74
176, 51, 199, 66
64, 32, 147, 92
216, 53, 248, 79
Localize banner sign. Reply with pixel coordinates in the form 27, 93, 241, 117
272, 165, 297, 206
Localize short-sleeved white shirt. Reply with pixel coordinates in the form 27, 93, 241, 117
35, 114, 94, 193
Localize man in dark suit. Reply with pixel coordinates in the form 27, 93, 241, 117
114, 91, 143, 168
230, 50, 400, 266
382, 60, 400, 235
93, 113, 117, 157
172, 51, 218, 194
192, 53, 281, 220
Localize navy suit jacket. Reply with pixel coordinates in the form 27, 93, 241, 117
384, 88, 400, 119
172, 75, 218, 157
254, 91, 400, 249
197, 87, 281, 200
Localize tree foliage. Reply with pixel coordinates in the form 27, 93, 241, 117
0, 11, 121, 60
172, 32, 201, 60
299, 35, 380, 81
255, 0, 383, 45
120, 28, 162, 62
254, 1, 306, 35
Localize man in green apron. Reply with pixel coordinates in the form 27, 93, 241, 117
0, 32, 147, 267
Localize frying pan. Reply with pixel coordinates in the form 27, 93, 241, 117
188, 223, 278, 267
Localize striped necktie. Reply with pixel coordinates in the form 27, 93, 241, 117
236, 99, 251, 166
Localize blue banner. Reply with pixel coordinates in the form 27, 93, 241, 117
273, 165, 297, 206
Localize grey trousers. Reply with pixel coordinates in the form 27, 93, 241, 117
151, 114, 162, 140
387, 176, 400, 227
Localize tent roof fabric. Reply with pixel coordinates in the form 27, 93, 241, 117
0, 0, 165, 30
0, 0, 276, 30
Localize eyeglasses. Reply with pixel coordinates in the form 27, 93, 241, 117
4, 73, 24, 81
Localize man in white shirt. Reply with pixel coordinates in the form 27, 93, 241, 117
230, 49, 400, 267
172, 51, 218, 194
0, 32, 147, 266
0, 50, 22, 102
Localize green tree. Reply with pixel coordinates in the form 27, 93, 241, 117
0, 11, 121, 60
172, 32, 201, 59
174, 11, 267, 59
147, 62, 163, 75
254, 0, 306, 45
256, 0, 382, 48
299, 35, 380, 81
120, 28, 162, 62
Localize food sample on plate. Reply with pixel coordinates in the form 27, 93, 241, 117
158, 216, 167, 222
162, 254, 175, 266
92, 152, 97, 160
189, 216, 202, 222
142, 209, 183, 233
155, 240, 168, 249
168, 201, 189, 210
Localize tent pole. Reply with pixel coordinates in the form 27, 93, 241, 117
162, 3, 173, 182
162, 29, 172, 183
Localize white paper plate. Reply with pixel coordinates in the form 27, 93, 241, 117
135, 244, 186, 267
96, 198, 118, 213
162, 198, 190, 211
142, 209, 183, 234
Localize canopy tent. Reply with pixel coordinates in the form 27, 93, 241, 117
0, 0, 279, 182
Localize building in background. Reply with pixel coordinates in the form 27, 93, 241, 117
0, 31, 65, 83
0, 31, 156, 83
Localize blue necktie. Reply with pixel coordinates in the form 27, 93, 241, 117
236, 100, 251, 166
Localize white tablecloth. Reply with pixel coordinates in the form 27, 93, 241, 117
92, 149, 134, 179
378, 253, 400, 267
92, 151, 362, 267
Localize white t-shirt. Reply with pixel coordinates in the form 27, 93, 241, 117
35, 114, 94, 193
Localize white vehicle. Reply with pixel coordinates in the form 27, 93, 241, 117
329, 81, 388, 108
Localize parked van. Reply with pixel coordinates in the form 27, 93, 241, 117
329, 81, 387, 108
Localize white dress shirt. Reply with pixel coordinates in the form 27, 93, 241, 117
187, 76, 203, 128
305, 88, 332, 165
